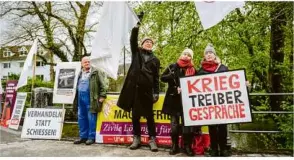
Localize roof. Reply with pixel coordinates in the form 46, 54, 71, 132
0, 45, 50, 62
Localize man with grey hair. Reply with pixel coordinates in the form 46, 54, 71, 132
117, 12, 160, 152
73, 56, 108, 145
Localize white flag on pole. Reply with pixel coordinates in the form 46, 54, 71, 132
194, 1, 245, 30
90, 2, 139, 80
16, 39, 38, 90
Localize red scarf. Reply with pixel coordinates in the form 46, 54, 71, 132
201, 61, 219, 72
177, 59, 196, 76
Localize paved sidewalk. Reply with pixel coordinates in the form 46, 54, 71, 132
0, 126, 292, 157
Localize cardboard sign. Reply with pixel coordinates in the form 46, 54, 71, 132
21, 108, 65, 139
53, 62, 81, 104
179, 70, 252, 126
9, 92, 27, 130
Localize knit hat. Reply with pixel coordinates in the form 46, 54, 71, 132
141, 37, 154, 46
204, 43, 216, 55
181, 48, 194, 58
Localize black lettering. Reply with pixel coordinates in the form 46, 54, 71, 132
114, 110, 122, 119
189, 95, 197, 107
234, 90, 243, 103
205, 93, 212, 106
198, 94, 205, 106
226, 91, 233, 104
217, 93, 225, 104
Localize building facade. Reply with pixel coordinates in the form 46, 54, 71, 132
0, 45, 51, 81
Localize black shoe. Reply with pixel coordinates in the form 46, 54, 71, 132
220, 150, 231, 157
169, 143, 180, 155
73, 138, 87, 144
184, 145, 194, 157
129, 135, 141, 150
209, 149, 219, 157
85, 139, 95, 145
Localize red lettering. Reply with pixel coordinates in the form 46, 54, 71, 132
202, 78, 213, 92
235, 104, 240, 118
229, 74, 240, 89
189, 108, 198, 120
197, 108, 203, 120
219, 76, 227, 90
214, 76, 219, 91
221, 105, 228, 119
228, 104, 234, 119
203, 107, 209, 119
208, 106, 214, 119
239, 104, 246, 118
187, 79, 201, 94
215, 105, 222, 119
233, 104, 239, 118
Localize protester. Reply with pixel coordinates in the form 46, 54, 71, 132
196, 43, 230, 156
73, 56, 108, 145
161, 48, 197, 156
117, 12, 161, 152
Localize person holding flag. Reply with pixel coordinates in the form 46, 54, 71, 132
117, 12, 161, 152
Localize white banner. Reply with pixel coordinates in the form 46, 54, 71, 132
9, 92, 27, 130
90, 2, 139, 79
21, 108, 65, 139
53, 62, 81, 104
194, 1, 245, 30
180, 70, 252, 126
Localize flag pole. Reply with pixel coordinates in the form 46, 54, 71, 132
30, 53, 37, 107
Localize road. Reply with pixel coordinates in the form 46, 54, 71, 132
0, 126, 292, 157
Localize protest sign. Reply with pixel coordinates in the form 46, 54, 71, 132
96, 95, 172, 145
9, 92, 27, 130
179, 69, 252, 126
53, 62, 81, 104
21, 108, 65, 139
0, 80, 18, 127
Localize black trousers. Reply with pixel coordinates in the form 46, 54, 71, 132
209, 124, 227, 151
132, 109, 156, 137
170, 115, 194, 146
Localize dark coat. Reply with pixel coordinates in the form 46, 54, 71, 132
73, 68, 108, 113
161, 63, 197, 116
197, 64, 228, 75
117, 26, 160, 116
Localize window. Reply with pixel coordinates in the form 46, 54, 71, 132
36, 61, 45, 66
19, 47, 28, 56
19, 62, 24, 67
2, 76, 8, 80
3, 48, 12, 57
3, 63, 11, 68
36, 75, 44, 80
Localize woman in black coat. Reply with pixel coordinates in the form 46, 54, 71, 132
117, 21, 160, 152
197, 43, 229, 157
161, 48, 197, 156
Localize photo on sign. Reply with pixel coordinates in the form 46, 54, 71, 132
57, 69, 76, 89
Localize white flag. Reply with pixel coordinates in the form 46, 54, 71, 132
16, 39, 38, 90
90, 2, 139, 79
195, 1, 245, 30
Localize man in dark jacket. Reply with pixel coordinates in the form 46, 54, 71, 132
117, 13, 160, 152
73, 56, 108, 145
